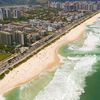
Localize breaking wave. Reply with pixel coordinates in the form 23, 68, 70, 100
34, 56, 97, 100
79, 32, 100, 51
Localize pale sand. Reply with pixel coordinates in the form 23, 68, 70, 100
0, 13, 100, 95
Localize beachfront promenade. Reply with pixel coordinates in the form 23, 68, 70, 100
0, 11, 99, 77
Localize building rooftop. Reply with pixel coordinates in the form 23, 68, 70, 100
0, 31, 11, 35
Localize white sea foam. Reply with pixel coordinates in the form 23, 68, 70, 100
68, 45, 79, 51
79, 31, 100, 51
68, 25, 100, 52
20, 83, 30, 91
0, 95, 5, 100
34, 55, 97, 100
67, 57, 80, 61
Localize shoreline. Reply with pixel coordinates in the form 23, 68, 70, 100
0, 13, 100, 95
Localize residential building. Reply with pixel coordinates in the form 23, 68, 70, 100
0, 31, 12, 45
0, 9, 3, 20
49, 1, 98, 12
1, 7, 22, 19
13, 30, 25, 46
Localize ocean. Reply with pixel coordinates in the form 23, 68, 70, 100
1, 17, 100, 100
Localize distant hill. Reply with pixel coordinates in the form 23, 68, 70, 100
0, 0, 48, 5
0, 0, 37, 5
0, 0, 99, 5
0, 0, 27, 5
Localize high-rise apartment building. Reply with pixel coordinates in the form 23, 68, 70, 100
0, 7, 21, 19
0, 31, 25, 46
0, 31, 12, 45
48, 1, 98, 12
0, 9, 3, 20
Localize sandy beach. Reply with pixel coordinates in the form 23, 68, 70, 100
0, 13, 100, 95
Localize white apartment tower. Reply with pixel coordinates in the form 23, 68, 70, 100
0, 9, 3, 20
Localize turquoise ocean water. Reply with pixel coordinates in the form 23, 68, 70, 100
1, 17, 100, 100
